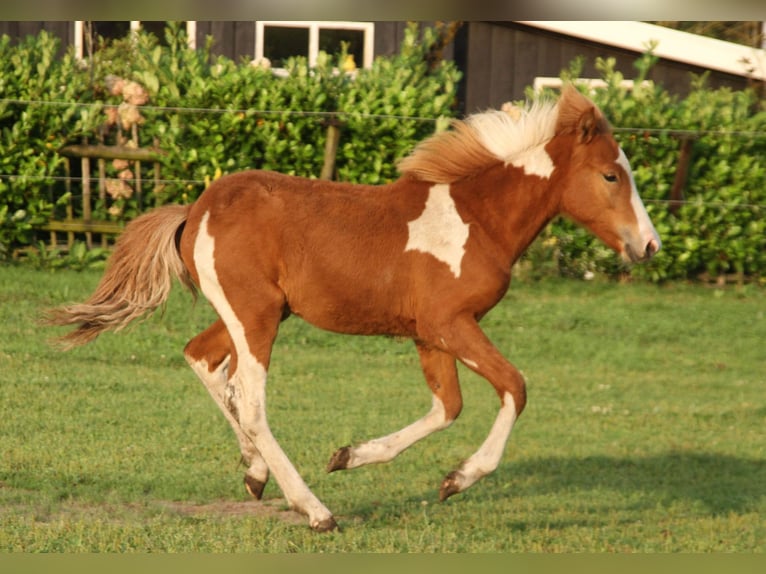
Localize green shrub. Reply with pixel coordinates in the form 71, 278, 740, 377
0, 31, 102, 257
0, 23, 460, 260
522, 53, 766, 282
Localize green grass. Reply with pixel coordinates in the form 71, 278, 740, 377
0, 265, 764, 552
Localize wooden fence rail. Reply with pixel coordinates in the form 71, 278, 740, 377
40, 140, 163, 250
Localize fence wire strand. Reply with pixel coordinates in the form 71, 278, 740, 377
2, 98, 766, 212
5, 97, 766, 137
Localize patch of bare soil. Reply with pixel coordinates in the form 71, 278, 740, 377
159, 497, 307, 526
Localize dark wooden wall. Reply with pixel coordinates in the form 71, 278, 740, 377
2, 21, 750, 115
194, 21, 256, 63
455, 22, 749, 114
372, 21, 455, 61
0, 21, 74, 57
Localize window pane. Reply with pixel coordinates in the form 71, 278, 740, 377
140, 21, 187, 46
319, 28, 365, 68
263, 26, 309, 67
90, 21, 130, 42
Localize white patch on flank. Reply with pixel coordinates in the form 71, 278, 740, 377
405, 184, 470, 278
468, 103, 558, 179
343, 395, 451, 469
193, 212, 248, 356
617, 149, 661, 251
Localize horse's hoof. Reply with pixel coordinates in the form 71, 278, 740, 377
311, 516, 339, 532
439, 470, 462, 501
326, 446, 351, 472
243, 474, 267, 500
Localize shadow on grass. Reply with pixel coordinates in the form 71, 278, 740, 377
501, 451, 766, 515
362, 451, 766, 528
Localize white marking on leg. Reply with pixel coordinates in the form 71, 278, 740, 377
405, 184, 469, 278
193, 212, 334, 529
185, 355, 268, 484
343, 396, 452, 468
461, 357, 479, 370
454, 391, 517, 491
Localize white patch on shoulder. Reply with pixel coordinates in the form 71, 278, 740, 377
405, 184, 469, 278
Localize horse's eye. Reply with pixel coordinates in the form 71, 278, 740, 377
603, 173, 618, 183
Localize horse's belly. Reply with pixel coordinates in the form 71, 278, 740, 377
287, 285, 416, 338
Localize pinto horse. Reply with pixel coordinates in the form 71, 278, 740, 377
47, 85, 660, 531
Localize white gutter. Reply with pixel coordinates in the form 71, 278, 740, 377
518, 21, 766, 82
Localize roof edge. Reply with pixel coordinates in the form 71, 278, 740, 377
518, 21, 766, 81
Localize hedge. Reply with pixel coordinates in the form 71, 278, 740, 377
1, 25, 765, 283
0, 23, 460, 258
527, 54, 766, 283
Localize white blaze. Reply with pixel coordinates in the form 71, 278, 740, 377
617, 149, 662, 251
405, 184, 470, 278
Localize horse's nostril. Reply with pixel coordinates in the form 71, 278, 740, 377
645, 238, 660, 259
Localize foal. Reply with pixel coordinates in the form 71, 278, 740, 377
48, 86, 660, 531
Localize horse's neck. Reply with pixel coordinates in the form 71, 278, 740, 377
457, 169, 559, 268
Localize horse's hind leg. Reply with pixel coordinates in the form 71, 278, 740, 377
184, 319, 269, 499
327, 340, 462, 472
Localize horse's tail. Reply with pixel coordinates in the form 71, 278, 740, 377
45, 204, 196, 349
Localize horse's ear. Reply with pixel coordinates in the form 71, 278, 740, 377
556, 84, 610, 142
577, 106, 600, 144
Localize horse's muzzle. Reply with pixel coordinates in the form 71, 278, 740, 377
625, 236, 661, 263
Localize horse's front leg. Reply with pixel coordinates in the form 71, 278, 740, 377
427, 313, 527, 501
327, 340, 463, 472
184, 319, 270, 499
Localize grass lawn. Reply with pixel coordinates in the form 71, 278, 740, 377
0, 265, 763, 552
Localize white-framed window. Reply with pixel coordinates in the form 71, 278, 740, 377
254, 21, 374, 71
74, 21, 196, 59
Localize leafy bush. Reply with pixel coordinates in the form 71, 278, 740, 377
523, 53, 766, 282
0, 31, 102, 258
0, 23, 461, 259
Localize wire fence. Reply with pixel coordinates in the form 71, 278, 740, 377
0, 98, 443, 124
5, 97, 766, 137
2, 97, 766, 212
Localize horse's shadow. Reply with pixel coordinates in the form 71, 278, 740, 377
365, 451, 765, 526
506, 452, 764, 514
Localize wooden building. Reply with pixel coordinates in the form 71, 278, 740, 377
1, 20, 764, 115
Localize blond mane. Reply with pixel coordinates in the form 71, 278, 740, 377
398, 85, 609, 184
398, 98, 559, 184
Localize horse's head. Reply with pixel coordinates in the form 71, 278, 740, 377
551, 86, 661, 263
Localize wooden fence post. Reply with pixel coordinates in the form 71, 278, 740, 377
320, 116, 341, 180
670, 134, 696, 215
